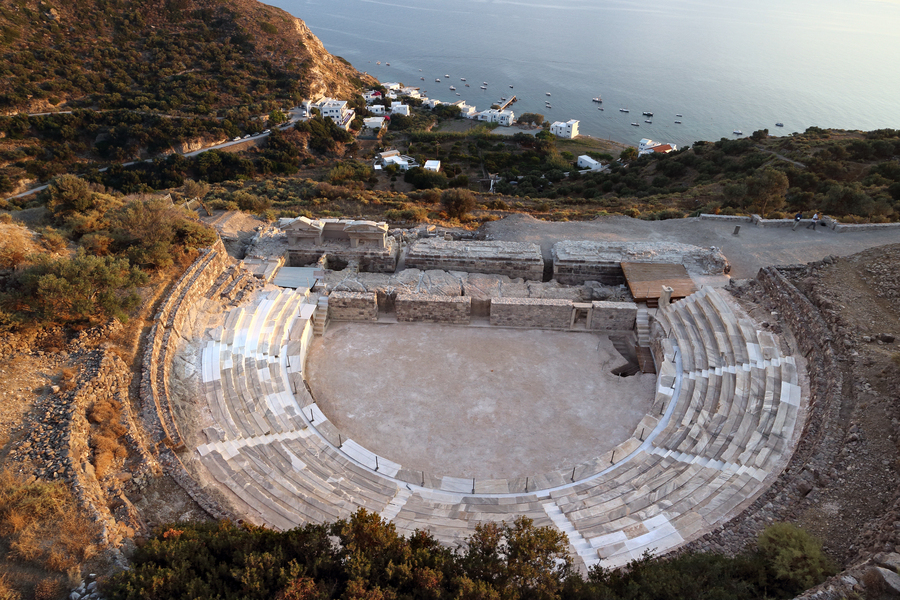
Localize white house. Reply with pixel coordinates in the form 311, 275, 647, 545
369, 104, 386, 116
391, 104, 411, 116
315, 98, 355, 130
398, 87, 422, 99
376, 150, 419, 171
363, 117, 386, 130
424, 160, 441, 172
577, 155, 607, 171
478, 108, 515, 126
423, 98, 442, 109
550, 119, 579, 139
363, 90, 383, 104
638, 138, 678, 155
381, 82, 402, 91
452, 100, 477, 118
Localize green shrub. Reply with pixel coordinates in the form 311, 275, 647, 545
757, 522, 835, 593
441, 188, 476, 219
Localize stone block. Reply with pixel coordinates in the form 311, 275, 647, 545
328, 292, 378, 321
395, 294, 471, 324
489, 298, 572, 329
406, 239, 544, 281
590, 301, 638, 331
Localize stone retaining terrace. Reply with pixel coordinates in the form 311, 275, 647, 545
183, 283, 805, 570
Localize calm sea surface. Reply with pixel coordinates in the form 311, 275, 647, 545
266, 0, 900, 147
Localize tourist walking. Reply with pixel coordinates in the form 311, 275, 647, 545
806, 212, 819, 230
792, 211, 803, 230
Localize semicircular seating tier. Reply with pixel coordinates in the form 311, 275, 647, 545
190, 285, 804, 570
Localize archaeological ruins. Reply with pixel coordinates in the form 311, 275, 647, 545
140, 215, 827, 570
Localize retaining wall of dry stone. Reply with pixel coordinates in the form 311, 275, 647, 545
590, 301, 638, 331
679, 266, 845, 558
328, 291, 378, 321
489, 298, 573, 329
395, 294, 471, 324
140, 239, 230, 451
406, 239, 545, 281
288, 245, 398, 273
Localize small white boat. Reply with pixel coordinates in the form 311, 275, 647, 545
436, 78, 441, 82
509, 84, 514, 88
776, 122, 784, 127
631, 122, 639, 126
483, 82, 488, 85
620, 108, 629, 113
675, 120, 682, 124
420, 77, 425, 80
733, 130, 743, 135
546, 92, 551, 96
642, 111, 653, 117
480, 86, 487, 89
419, 69, 422, 71
449, 86, 456, 90
676, 113, 683, 117
461, 78, 466, 81
599, 108, 604, 111
444, 74, 450, 78
645, 120, 652, 123
592, 96, 602, 103
456, 93, 461, 96
546, 104, 552, 108
465, 83, 470, 87
376, 61, 381, 65
386, 63, 390, 66
501, 97, 507, 101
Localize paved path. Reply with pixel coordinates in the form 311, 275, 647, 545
482, 214, 900, 280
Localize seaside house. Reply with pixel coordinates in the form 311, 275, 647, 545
478, 108, 515, 126
452, 100, 478, 118
550, 119, 580, 139
391, 104, 411, 116
363, 90, 382, 104
398, 87, 422, 99
381, 82, 402, 91
577, 155, 608, 171
424, 160, 441, 172
369, 104, 386, 116
638, 138, 678, 155
423, 98, 443, 109
314, 98, 355, 130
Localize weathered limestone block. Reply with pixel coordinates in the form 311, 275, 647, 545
406, 239, 544, 281
590, 301, 638, 331
395, 294, 471, 324
328, 292, 378, 321
490, 298, 573, 329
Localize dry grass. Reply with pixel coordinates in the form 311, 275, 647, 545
0, 470, 98, 574
0, 224, 41, 270
88, 398, 128, 479
59, 367, 77, 393
0, 573, 21, 600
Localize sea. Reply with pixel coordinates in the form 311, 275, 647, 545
266, 0, 900, 148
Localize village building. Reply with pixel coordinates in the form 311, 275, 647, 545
577, 155, 607, 171
391, 104, 411, 116
314, 98, 355, 130
424, 160, 441, 172
638, 138, 678, 155
550, 119, 580, 139
478, 108, 515, 126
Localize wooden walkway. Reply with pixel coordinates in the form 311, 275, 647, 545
621, 262, 697, 308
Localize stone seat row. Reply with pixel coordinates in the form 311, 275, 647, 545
649, 288, 800, 468
188, 285, 802, 571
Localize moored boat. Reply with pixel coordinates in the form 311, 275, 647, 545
631, 122, 639, 126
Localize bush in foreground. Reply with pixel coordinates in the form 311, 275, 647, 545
102, 512, 832, 600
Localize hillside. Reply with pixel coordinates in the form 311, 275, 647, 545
0, 0, 373, 114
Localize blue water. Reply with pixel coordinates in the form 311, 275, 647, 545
268, 0, 900, 147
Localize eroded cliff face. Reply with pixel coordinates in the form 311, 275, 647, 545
289, 17, 376, 99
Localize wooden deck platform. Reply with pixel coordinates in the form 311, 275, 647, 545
621, 262, 697, 308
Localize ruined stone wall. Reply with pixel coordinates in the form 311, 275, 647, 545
328, 291, 378, 321
406, 239, 544, 281
288, 243, 398, 273
590, 301, 638, 331
554, 260, 624, 286
141, 239, 231, 450
679, 267, 845, 557
395, 294, 471, 324
489, 298, 573, 329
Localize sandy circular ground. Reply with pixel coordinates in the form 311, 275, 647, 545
305, 322, 655, 479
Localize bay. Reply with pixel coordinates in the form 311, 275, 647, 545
267, 0, 900, 147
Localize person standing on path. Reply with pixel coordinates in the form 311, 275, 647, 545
793, 211, 803, 231
806, 212, 819, 230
